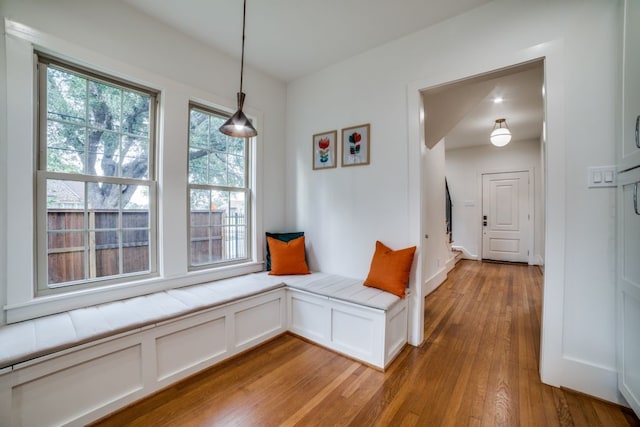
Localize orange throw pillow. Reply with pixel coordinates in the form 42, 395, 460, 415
267, 236, 311, 275
364, 241, 416, 298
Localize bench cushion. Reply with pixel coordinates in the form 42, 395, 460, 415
0, 271, 401, 369
0, 273, 285, 369
262, 271, 401, 311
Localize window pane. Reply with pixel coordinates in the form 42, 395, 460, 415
121, 136, 149, 179
124, 185, 150, 212
189, 110, 209, 149
189, 189, 247, 266
93, 211, 118, 230
189, 150, 209, 184
47, 179, 85, 210
228, 137, 245, 155
47, 67, 86, 124
122, 91, 150, 137
190, 189, 215, 265
47, 121, 85, 174
94, 230, 120, 278
222, 191, 246, 260
190, 189, 211, 218
48, 230, 84, 251
123, 229, 149, 274
87, 130, 119, 177
208, 152, 227, 186
88, 182, 120, 210
210, 128, 226, 152
227, 154, 245, 187
48, 231, 85, 285
88, 81, 122, 131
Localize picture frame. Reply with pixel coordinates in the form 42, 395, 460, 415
341, 123, 370, 167
312, 130, 338, 170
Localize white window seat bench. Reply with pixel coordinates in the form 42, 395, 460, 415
0, 272, 409, 427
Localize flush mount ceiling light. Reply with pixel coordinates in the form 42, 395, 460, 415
219, 0, 258, 138
490, 118, 511, 147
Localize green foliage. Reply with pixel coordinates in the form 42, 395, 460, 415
188, 107, 247, 211
45, 65, 151, 209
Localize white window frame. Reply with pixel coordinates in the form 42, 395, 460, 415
35, 53, 159, 295
187, 102, 252, 270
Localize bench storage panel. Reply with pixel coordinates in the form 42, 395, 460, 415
0, 288, 287, 427
287, 289, 408, 369
282, 272, 409, 370
0, 272, 407, 426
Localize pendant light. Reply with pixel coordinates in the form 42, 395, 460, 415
219, 0, 258, 138
490, 118, 511, 147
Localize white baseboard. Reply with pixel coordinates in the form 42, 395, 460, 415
451, 245, 479, 260
423, 266, 448, 296
556, 356, 626, 405
535, 254, 544, 266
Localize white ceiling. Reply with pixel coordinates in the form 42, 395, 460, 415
423, 61, 544, 150
122, 0, 542, 150
122, 0, 491, 82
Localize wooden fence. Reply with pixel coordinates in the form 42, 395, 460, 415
46, 209, 243, 284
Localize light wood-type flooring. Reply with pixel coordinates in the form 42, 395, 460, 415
93, 260, 639, 426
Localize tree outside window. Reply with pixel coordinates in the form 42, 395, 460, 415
188, 104, 250, 267
38, 55, 157, 291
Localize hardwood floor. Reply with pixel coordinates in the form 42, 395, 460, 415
93, 260, 639, 426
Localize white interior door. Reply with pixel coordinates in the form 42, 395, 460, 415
482, 171, 530, 263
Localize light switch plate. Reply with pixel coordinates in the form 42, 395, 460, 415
588, 166, 617, 188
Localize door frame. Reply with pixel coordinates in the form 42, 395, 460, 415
479, 168, 535, 265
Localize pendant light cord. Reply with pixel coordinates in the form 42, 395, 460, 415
239, 0, 247, 96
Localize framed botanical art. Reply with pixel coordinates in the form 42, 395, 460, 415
312, 130, 337, 170
341, 123, 370, 167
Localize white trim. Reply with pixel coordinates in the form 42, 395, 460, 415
406, 82, 424, 347
561, 355, 625, 404
423, 266, 448, 296
451, 245, 479, 260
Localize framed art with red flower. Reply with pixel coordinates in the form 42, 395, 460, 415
341, 124, 370, 167
312, 130, 337, 170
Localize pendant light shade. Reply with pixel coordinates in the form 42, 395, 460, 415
219, 92, 257, 137
490, 118, 511, 147
219, 0, 258, 138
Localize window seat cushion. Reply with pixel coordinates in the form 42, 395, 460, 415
0, 273, 286, 369
255, 271, 402, 311
0, 271, 403, 370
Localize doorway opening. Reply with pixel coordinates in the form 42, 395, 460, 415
421, 59, 545, 268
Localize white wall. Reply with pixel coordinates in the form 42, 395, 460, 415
422, 140, 451, 294
0, 0, 287, 323
445, 140, 543, 263
286, 1, 621, 403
